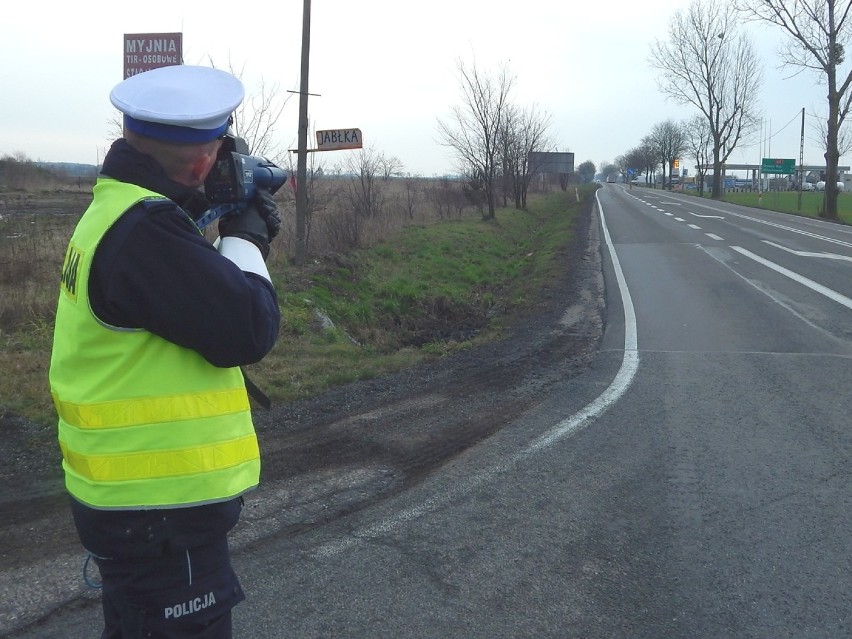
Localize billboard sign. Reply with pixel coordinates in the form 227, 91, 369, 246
528, 151, 575, 174
124, 33, 182, 78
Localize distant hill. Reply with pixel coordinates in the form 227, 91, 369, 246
36, 162, 99, 178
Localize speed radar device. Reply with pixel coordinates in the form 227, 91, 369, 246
195, 133, 288, 229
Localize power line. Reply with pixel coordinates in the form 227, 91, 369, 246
765, 110, 803, 142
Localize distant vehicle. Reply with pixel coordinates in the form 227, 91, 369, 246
814, 181, 844, 192
606, 177, 615, 183
800, 182, 814, 191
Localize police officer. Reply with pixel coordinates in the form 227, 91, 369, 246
49, 65, 281, 638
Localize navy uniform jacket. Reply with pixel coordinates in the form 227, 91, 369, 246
70, 138, 280, 558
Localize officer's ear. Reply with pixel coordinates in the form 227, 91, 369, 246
187, 148, 219, 187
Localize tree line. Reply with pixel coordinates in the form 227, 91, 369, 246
608, 0, 852, 219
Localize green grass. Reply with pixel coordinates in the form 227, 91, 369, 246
247, 188, 586, 406
5, 187, 590, 426
682, 188, 852, 224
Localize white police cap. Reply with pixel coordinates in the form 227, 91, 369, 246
110, 65, 244, 144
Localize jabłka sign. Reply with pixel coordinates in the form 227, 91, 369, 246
316, 128, 362, 151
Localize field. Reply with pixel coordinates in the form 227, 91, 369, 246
0, 177, 586, 428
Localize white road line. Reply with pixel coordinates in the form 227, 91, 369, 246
676, 202, 852, 247
674, 217, 685, 222
313, 191, 641, 558
688, 224, 702, 230
706, 233, 724, 241
732, 246, 852, 310
762, 240, 852, 263
533, 192, 638, 444
689, 212, 724, 219
721, 210, 852, 249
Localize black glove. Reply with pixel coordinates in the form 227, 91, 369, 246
218, 190, 281, 259
254, 189, 282, 241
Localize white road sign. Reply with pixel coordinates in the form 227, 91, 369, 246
316, 128, 362, 151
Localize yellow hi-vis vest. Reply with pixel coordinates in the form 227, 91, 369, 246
49, 178, 260, 509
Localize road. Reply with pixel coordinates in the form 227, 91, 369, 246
6, 185, 852, 637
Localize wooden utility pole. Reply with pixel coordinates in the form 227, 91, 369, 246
294, 0, 311, 267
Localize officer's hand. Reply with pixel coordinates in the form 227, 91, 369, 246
218, 190, 281, 260
254, 189, 282, 242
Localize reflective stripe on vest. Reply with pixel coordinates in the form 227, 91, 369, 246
49, 178, 260, 509
53, 387, 250, 430
59, 434, 258, 482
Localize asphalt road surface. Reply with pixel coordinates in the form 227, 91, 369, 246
5, 185, 852, 637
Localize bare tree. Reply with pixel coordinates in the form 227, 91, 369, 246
462, 165, 489, 215
402, 175, 420, 219
684, 114, 714, 194
343, 147, 387, 219
378, 155, 404, 181
638, 137, 660, 185
437, 59, 515, 220
814, 112, 852, 158
498, 105, 518, 208
502, 103, 552, 209
737, 0, 852, 218
651, 0, 763, 198
233, 78, 291, 163
650, 120, 688, 189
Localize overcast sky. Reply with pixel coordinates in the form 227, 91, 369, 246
0, 0, 841, 176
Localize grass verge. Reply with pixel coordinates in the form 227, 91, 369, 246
3, 186, 591, 427
671, 188, 852, 224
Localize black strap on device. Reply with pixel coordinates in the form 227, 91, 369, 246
241, 368, 271, 410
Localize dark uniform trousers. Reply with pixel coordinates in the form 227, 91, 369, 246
71, 498, 245, 639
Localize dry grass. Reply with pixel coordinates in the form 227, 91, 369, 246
0, 169, 580, 427
266, 175, 481, 261
0, 176, 492, 425
0, 213, 73, 328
